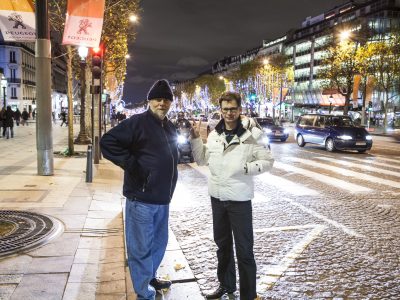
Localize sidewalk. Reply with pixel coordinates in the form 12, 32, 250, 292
0, 123, 203, 300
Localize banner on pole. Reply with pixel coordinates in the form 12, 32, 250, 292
0, 0, 35, 42
62, 0, 105, 48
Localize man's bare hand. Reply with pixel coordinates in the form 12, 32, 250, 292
190, 120, 201, 139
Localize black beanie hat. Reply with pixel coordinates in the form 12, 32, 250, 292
147, 79, 174, 101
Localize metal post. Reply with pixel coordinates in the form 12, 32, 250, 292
93, 93, 100, 164
85, 145, 93, 182
2, 86, 6, 108
35, 0, 53, 175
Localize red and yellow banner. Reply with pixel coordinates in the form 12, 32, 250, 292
0, 0, 35, 42
62, 0, 105, 48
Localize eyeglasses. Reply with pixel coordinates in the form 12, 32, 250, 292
221, 107, 239, 113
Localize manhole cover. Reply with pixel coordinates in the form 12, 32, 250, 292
0, 210, 64, 257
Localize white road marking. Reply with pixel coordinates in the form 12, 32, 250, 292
274, 161, 372, 193
282, 197, 365, 238
374, 156, 400, 164
191, 163, 320, 197
315, 156, 400, 177
256, 173, 320, 196
342, 156, 400, 170
290, 157, 400, 189
258, 224, 327, 291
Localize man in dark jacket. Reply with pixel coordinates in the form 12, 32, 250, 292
100, 79, 178, 300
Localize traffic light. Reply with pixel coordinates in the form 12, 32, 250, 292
91, 46, 102, 80
91, 46, 103, 94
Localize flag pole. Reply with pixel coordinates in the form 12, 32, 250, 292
35, 0, 54, 175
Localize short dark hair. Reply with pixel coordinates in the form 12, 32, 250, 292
218, 92, 241, 107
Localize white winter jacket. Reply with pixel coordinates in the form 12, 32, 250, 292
191, 117, 274, 201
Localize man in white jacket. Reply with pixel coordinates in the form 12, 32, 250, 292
190, 92, 274, 300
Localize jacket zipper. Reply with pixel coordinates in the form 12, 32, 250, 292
162, 122, 175, 199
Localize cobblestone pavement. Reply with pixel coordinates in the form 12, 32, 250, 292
169, 136, 400, 299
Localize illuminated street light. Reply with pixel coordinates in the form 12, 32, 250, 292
129, 14, 138, 23
339, 30, 351, 42
78, 46, 88, 60
219, 75, 224, 80
125, 54, 131, 59
263, 58, 269, 66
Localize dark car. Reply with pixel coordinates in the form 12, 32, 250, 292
294, 114, 373, 153
255, 117, 289, 142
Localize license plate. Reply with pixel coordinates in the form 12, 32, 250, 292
356, 141, 366, 146
275, 131, 282, 136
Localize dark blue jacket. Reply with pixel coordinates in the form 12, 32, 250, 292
100, 110, 178, 205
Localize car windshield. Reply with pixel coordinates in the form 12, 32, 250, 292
256, 118, 276, 126
330, 116, 354, 127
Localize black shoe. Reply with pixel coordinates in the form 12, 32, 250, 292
149, 278, 172, 290
205, 286, 235, 299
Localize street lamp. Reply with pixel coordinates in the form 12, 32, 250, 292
1, 76, 6, 108
329, 95, 333, 114
129, 14, 138, 23
75, 46, 91, 144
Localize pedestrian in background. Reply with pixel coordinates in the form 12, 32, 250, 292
190, 92, 274, 300
60, 110, 67, 127
21, 108, 29, 126
4, 106, 14, 139
100, 79, 178, 300
14, 108, 21, 126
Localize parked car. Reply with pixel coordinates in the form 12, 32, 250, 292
294, 114, 373, 152
255, 117, 289, 142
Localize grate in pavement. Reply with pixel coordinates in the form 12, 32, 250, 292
0, 210, 63, 257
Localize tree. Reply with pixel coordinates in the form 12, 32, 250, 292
261, 54, 293, 120
319, 39, 361, 115
195, 74, 226, 106
369, 32, 400, 132
102, 0, 140, 99
48, 0, 78, 155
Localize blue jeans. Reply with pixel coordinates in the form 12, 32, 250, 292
125, 199, 169, 300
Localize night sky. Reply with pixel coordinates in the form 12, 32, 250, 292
124, 0, 348, 104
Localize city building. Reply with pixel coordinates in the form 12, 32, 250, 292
285, 0, 400, 116
0, 31, 68, 115
176, 0, 400, 122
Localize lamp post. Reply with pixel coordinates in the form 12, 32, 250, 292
329, 95, 333, 114
1, 76, 6, 108
75, 46, 91, 144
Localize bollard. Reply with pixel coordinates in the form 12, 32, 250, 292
86, 144, 93, 182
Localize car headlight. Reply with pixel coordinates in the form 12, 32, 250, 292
365, 135, 372, 140
337, 135, 353, 140
177, 135, 187, 144
264, 128, 272, 133
283, 128, 289, 134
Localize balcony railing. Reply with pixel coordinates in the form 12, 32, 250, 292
7, 78, 21, 83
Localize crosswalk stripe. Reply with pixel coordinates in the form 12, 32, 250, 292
274, 161, 372, 193
315, 156, 400, 177
256, 173, 320, 196
289, 157, 400, 189
342, 156, 400, 170
191, 163, 320, 197
373, 156, 400, 164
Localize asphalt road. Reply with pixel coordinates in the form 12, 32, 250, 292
169, 134, 400, 299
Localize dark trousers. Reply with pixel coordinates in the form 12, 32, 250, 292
211, 197, 257, 300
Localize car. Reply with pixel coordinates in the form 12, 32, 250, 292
255, 117, 289, 142
294, 114, 373, 153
